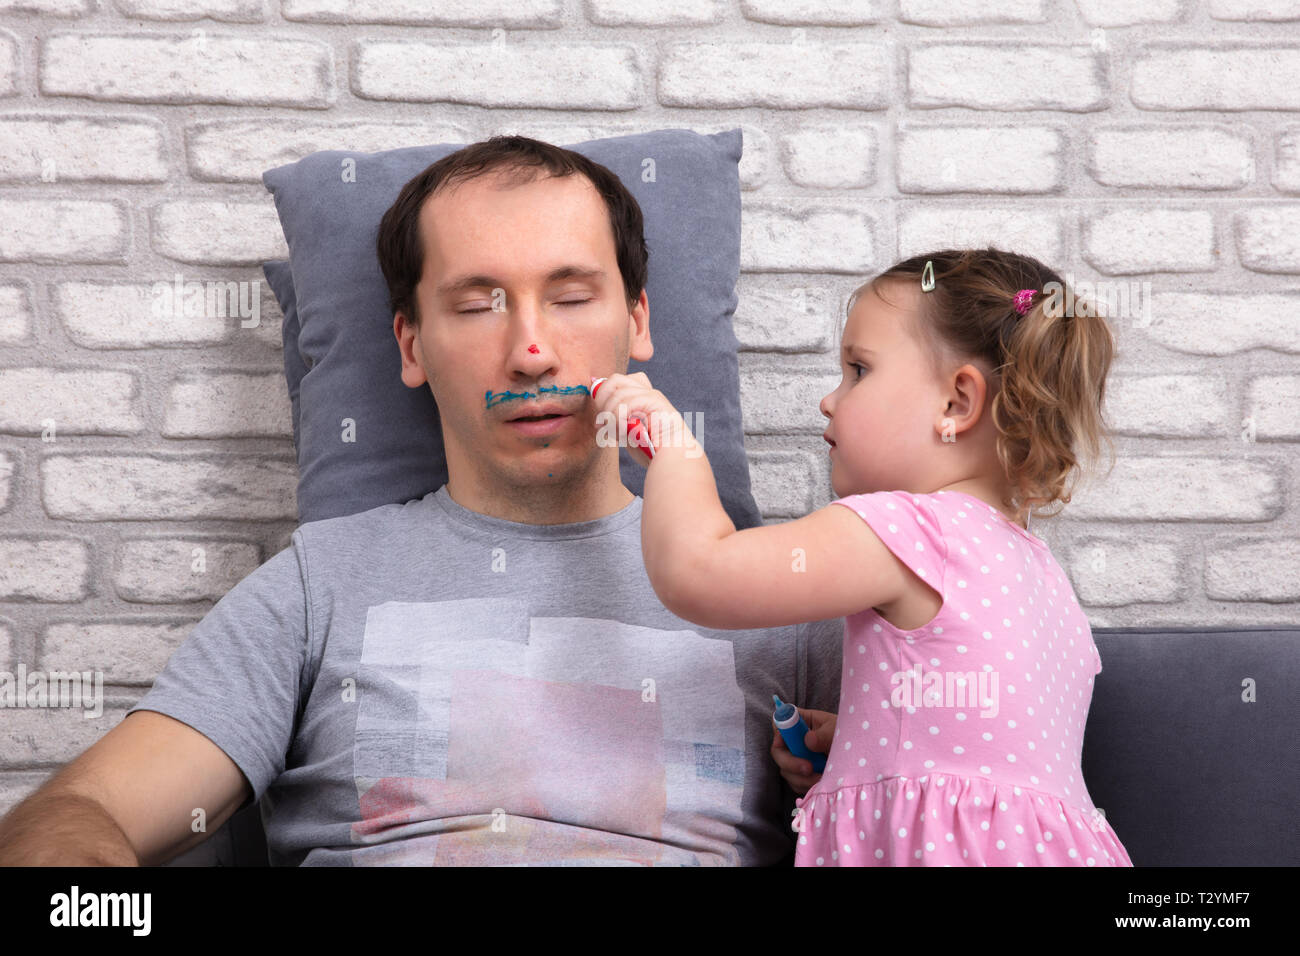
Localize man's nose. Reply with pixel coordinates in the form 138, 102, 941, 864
506, 309, 558, 372
510, 329, 555, 366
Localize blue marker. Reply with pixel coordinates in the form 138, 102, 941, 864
772, 694, 826, 773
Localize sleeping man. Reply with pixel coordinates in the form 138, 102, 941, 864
0, 136, 842, 866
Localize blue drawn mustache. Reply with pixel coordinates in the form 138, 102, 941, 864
485, 384, 591, 410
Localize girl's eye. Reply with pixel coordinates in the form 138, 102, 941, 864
849, 362, 868, 379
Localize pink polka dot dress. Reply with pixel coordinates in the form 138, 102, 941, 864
793, 490, 1133, 867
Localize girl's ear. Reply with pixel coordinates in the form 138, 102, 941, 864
935, 363, 989, 439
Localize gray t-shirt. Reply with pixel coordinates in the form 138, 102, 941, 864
128, 487, 843, 866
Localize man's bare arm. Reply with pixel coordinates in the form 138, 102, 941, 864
0, 710, 252, 867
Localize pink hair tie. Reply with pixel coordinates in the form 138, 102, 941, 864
1013, 289, 1036, 315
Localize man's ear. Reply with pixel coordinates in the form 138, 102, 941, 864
394, 311, 429, 388
935, 362, 988, 441
628, 288, 652, 362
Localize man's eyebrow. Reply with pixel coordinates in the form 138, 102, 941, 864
436, 266, 606, 297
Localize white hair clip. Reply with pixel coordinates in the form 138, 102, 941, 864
920, 260, 935, 292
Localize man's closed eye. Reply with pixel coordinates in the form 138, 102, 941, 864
458, 298, 592, 314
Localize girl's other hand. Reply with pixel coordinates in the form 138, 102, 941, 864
770, 708, 836, 795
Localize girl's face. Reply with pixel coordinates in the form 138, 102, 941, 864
819, 280, 951, 498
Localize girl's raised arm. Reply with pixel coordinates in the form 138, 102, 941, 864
589, 373, 913, 631
651, 500, 914, 631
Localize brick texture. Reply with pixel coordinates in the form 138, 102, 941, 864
2, 2, 1298, 809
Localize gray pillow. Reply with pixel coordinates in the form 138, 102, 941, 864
263, 259, 303, 456
262, 128, 761, 530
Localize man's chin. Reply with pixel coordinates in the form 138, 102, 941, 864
495, 454, 580, 485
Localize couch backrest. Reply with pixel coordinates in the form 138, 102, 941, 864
1082, 626, 1298, 866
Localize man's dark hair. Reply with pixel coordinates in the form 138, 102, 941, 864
377, 135, 649, 328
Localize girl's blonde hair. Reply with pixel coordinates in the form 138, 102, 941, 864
851, 248, 1117, 526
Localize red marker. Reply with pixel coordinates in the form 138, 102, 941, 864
590, 376, 656, 460
527, 344, 539, 354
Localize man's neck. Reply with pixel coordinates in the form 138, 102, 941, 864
444, 476, 635, 526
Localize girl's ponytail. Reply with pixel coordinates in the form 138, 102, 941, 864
993, 279, 1117, 524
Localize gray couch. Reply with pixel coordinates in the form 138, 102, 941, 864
163, 625, 1299, 867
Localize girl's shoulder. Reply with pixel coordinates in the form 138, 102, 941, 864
830, 490, 945, 543
832, 489, 936, 517
829, 489, 1050, 576
829, 491, 950, 593
836, 489, 1048, 549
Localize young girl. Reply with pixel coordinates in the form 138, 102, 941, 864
590, 247, 1133, 867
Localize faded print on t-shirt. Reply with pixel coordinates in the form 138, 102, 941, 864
346, 599, 746, 865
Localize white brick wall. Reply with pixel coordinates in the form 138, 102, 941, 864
1, 2, 1298, 798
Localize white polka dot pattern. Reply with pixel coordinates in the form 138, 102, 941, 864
793, 490, 1130, 867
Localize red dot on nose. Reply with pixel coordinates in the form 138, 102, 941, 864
527, 344, 539, 354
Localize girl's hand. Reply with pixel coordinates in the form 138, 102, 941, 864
589, 372, 691, 468
770, 708, 836, 796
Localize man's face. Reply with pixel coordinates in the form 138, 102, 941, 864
395, 169, 650, 503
